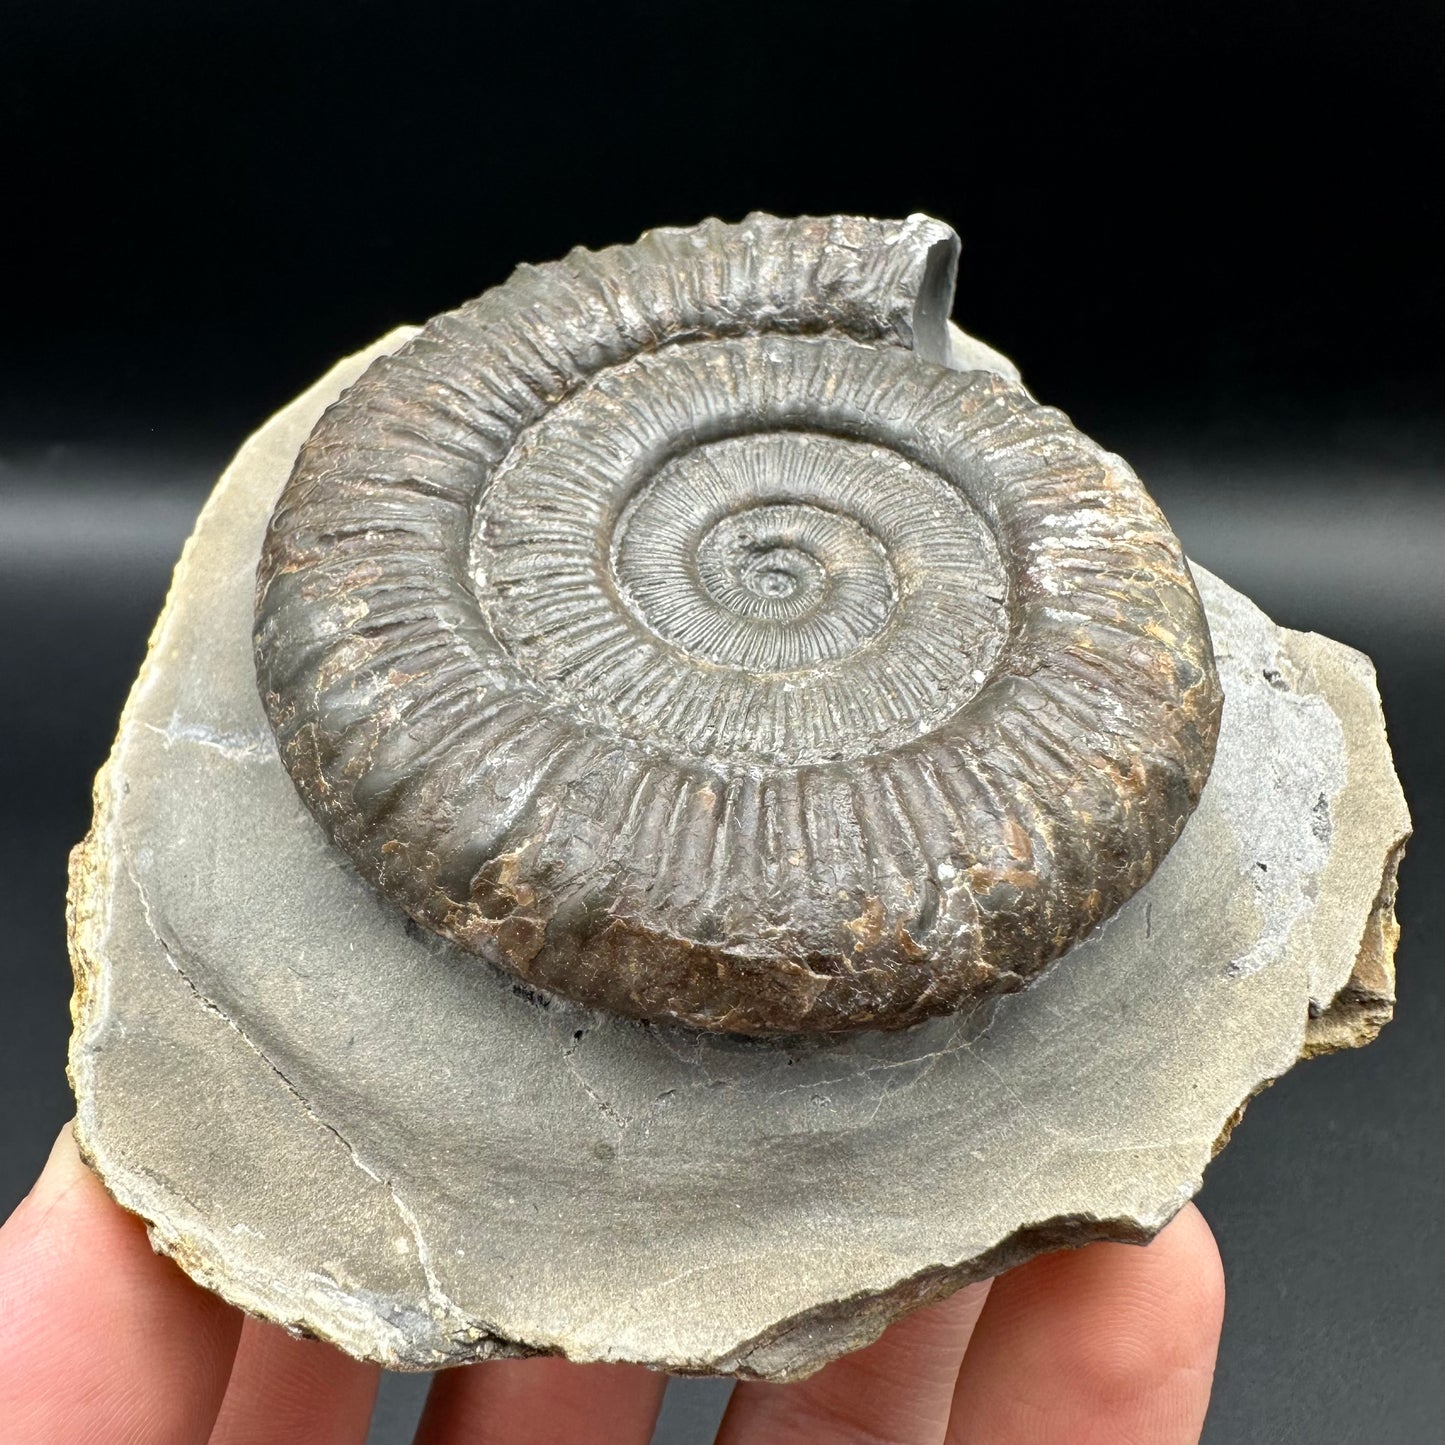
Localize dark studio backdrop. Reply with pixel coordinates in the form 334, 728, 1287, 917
2, 2, 1441, 1441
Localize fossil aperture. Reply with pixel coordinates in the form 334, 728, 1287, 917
254, 214, 1223, 1034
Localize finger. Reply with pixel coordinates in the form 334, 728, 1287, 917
717, 1279, 993, 1445
0, 1122, 244, 1445
208, 1315, 380, 1445
947, 1202, 1225, 1445
415, 1355, 668, 1445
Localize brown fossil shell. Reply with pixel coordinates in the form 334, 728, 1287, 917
254, 214, 1223, 1035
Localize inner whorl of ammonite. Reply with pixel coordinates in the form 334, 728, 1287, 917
255, 213, 1224, 1036
474, 358, 1011, 765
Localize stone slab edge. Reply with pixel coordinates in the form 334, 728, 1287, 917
65, 329, 1411, 1379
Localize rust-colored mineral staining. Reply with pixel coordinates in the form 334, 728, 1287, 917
254, 214, 1222, 1033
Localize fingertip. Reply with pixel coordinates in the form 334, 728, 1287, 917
15, 1121, 96, 1215
1057, 1204, 1224, 1421
949, 1204, 1225, 1445
1168, 1202, 1227, 1338
0, 1119, 243, 1445
210, 1316, 381, 1445
416, 1356, 667, 1445
718, 1278, 992, 1445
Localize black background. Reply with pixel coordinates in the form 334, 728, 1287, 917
2, 3, 1441, 1442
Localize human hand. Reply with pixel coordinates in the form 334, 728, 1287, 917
0, 1124, 1223, 1444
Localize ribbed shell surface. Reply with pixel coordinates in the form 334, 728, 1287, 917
255, 213, 1223, 1034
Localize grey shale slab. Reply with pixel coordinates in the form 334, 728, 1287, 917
68, 329, 1409, 1379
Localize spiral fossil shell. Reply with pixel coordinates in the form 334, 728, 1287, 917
255, 213, 1223, 1035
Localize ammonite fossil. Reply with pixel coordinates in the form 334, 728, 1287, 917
255, 213, 1223, 1035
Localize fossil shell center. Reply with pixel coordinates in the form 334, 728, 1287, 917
473, 340, 1011, 767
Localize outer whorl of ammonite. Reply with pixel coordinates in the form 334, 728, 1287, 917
255, 213, 1223, 1035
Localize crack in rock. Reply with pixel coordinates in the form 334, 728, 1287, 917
122, 850, 490, 1345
